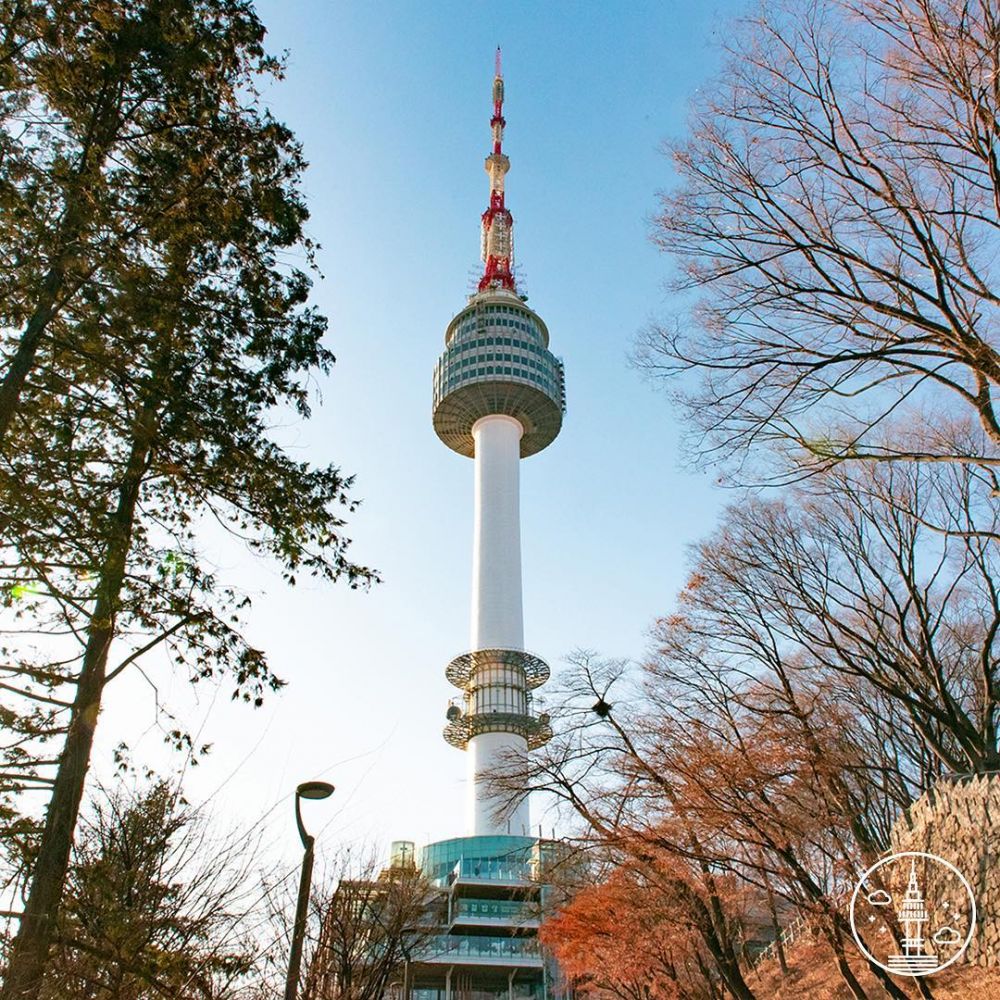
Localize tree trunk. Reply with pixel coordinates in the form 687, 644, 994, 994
700, 872, 756, 1000
696, 950, 722, 1000
832, 953, 868, 1000
862, 946, 932, 1000
699, 915, 756, 1000
0, 263, 67, 442
0, 401, 157, 1000
827, 911, 911, 1000
820, 922, 871, 1000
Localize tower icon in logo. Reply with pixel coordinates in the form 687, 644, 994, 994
850, 851, 976, 977
887, 859, 937, 974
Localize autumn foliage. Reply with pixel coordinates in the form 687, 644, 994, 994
542, 865, 710, 1000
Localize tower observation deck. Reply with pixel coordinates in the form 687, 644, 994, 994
433, 49, 564, 837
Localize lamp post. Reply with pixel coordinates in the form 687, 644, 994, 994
284, 780, 335, 1000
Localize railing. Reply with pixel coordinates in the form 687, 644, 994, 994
751, 913, 810, 968
750, 889, 850, 969
411, 989, 544, 1000
452, 858, 535, 883
417, 933, 542, 962
453, 898, 540, 923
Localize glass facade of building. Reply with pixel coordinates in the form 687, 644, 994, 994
421, 934, 541, 960
471, 660, 529, 715
447, 302, 549, 348
406, 835, 561, 999
412, 987, 544, 1000
419, 835, 538, 885
432, 338, 564, 419
433, 334, 564, 406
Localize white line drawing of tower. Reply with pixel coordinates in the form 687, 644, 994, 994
887, 859, 939, 975
433, 48, 564, 837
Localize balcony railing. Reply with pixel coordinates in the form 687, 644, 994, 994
451, 858, 535, 884
416, 933, 542, 964
411, 989, 543, 1000
452, 899, 540, 924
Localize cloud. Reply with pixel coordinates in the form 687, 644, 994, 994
933, 926, 961, 946
866, 889, 892, 907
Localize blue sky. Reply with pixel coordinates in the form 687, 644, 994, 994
99, 0, 746, 867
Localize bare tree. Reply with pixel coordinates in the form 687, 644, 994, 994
677, 459, 1000, 775
300, 850, 435, 1000
638, 0, 1000, 483
499, 651, 927, 1000
2, 778, 270, 999
490, 656, 762, 1000
507, 452, 1000, 995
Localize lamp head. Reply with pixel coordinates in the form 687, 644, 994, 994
296, 780, 335, 801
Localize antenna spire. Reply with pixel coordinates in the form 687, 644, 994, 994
479, 48, 515, 292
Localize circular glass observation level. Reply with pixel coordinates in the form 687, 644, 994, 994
445, 649, 550, 691
433, 292, 565, 458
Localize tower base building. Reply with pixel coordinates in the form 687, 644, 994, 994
395, 836, 561, 1000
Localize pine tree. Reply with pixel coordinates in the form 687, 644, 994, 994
0, 3, 378, 995
0, 0, 285, 440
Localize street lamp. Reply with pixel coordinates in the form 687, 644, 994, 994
284, 779, 335, 1000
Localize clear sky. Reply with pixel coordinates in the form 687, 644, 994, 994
96, 0, 746, 872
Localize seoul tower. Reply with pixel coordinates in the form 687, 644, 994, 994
434, 49, 565, 836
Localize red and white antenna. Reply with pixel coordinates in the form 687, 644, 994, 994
479, 47, 515, 293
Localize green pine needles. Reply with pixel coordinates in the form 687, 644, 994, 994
0, 3, 378, 995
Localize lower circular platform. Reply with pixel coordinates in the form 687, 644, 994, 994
443, 710, 552, 751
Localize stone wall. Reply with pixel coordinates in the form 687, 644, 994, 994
890, 773, 1000, 967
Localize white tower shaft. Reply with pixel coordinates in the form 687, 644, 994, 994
469, 416, 529, 835
472, 415, 524, 649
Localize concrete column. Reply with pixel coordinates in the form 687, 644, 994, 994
471, 414, 523, 649
468, 414, 529, 836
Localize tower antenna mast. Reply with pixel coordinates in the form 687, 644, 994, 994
480, 46, 515, 292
